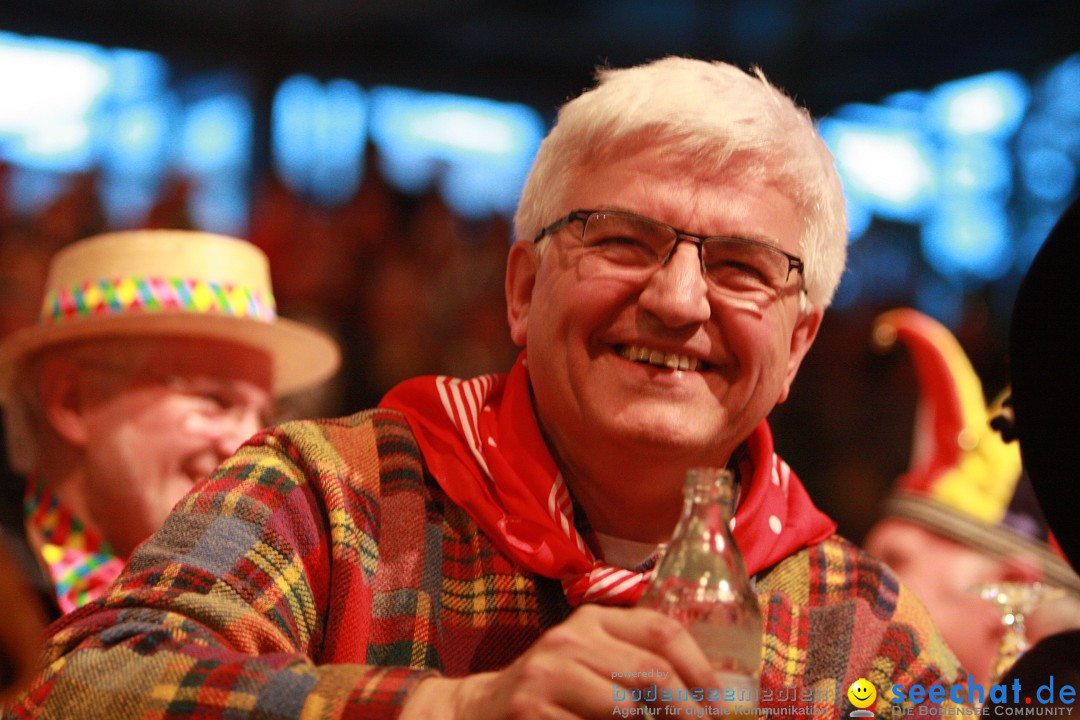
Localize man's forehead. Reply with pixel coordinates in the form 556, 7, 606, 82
79, 336, 273, 386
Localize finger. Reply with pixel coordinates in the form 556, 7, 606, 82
583, 606, 718, 690
498, 647, 655, 720
583, 607, 758, 715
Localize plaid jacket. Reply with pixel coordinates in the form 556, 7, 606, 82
7, 410, 964, 719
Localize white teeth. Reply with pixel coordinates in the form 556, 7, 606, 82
619, 345, 701, 371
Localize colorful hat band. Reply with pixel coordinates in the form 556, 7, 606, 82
40, 276, 278, 326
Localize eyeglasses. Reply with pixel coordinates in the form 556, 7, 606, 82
533, 209, 804, 299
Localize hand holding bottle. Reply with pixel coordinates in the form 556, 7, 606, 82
401, 604, 727, 719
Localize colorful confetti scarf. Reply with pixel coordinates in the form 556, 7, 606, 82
24, 478, 124, 614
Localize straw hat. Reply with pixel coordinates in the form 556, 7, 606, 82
872, 307, 1080, 594
0, 230, 340, 400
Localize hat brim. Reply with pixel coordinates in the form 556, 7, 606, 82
885, 493, 1080, 594
0, 313, 340, 401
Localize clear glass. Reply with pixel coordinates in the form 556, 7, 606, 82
972, 581, 1065, 687
638, 467, 763, 711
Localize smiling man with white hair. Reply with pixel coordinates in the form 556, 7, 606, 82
8, 58, 962, 719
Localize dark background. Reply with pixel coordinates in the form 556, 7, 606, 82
3, 0, 1078, 168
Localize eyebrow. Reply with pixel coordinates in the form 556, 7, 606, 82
593, 206, 787, 247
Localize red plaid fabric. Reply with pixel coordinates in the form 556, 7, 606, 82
7, 411, 964, 719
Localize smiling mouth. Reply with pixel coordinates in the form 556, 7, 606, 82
617, 344, 706, 371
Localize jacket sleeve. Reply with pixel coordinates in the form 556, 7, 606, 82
7, 411, 437, 720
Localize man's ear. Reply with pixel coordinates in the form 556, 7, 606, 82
777, 304, 824, 404
505, 241, 538, 347
39, 359, 90, 447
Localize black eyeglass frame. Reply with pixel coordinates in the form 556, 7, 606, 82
532, 208, 805, 287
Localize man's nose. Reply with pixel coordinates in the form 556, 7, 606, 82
637, 241, 711, 326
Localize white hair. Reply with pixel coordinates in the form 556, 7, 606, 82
514, 56, 848, 308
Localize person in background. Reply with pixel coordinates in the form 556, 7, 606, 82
863, 307, 1080, 689
0, 230, 340, 618
8, 57, 963, 720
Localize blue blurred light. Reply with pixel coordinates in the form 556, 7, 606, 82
844, 196, 872, 240
882, 90, 926, 112
108, 48, 170, 101
1015, 208, 1066, 272
1020, 148, 1077, 201
312, 79, 367, 204
384, 151, 441, 197
104, 99, 174, 175
369, 87, 543, 158
368, 86, 544, 217
819, 116, 935, 222
832, 102, 921, 126
921, 200, 1013, 281
1041, 54, 1080, 119
925, 70, 1030, 139
1017, 115, 1071, 155
272, 75, 321, 194
940, 140, 1012, 195
270, 75, 368, 205
4, 166, 65, 216
99, 178, 159, 229
178, 93, 251, 174
188, 179, 248, 237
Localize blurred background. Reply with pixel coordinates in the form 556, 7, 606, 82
1, 0, 1077, 541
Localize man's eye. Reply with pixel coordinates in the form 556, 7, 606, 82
191, 390, 234, 415
588, 235, 656, 259
589, 234, 646, 247
706, 259, 772, 284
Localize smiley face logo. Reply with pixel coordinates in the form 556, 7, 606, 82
847, 678, 877, 709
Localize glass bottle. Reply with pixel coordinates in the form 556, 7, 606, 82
638, 467, 763, 711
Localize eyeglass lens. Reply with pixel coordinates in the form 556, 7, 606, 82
579, 211, 796, 296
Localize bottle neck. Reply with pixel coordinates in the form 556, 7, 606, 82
673, 467, 738, 539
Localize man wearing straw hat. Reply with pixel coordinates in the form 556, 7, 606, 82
0, 230, 340, 618
7, 58, 964, 719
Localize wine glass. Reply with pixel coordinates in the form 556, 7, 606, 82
973, 581, 1064, 686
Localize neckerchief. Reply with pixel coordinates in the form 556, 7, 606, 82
24, 478, 124, 614
379, 352, 836, 606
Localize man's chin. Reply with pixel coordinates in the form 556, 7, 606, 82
602, 412, 725, 456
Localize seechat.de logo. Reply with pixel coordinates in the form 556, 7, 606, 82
848, 678, 877, 718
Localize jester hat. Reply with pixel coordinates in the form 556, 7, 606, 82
873, 307, 1079, 594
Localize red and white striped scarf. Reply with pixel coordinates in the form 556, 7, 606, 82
379, 352, 835, 606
